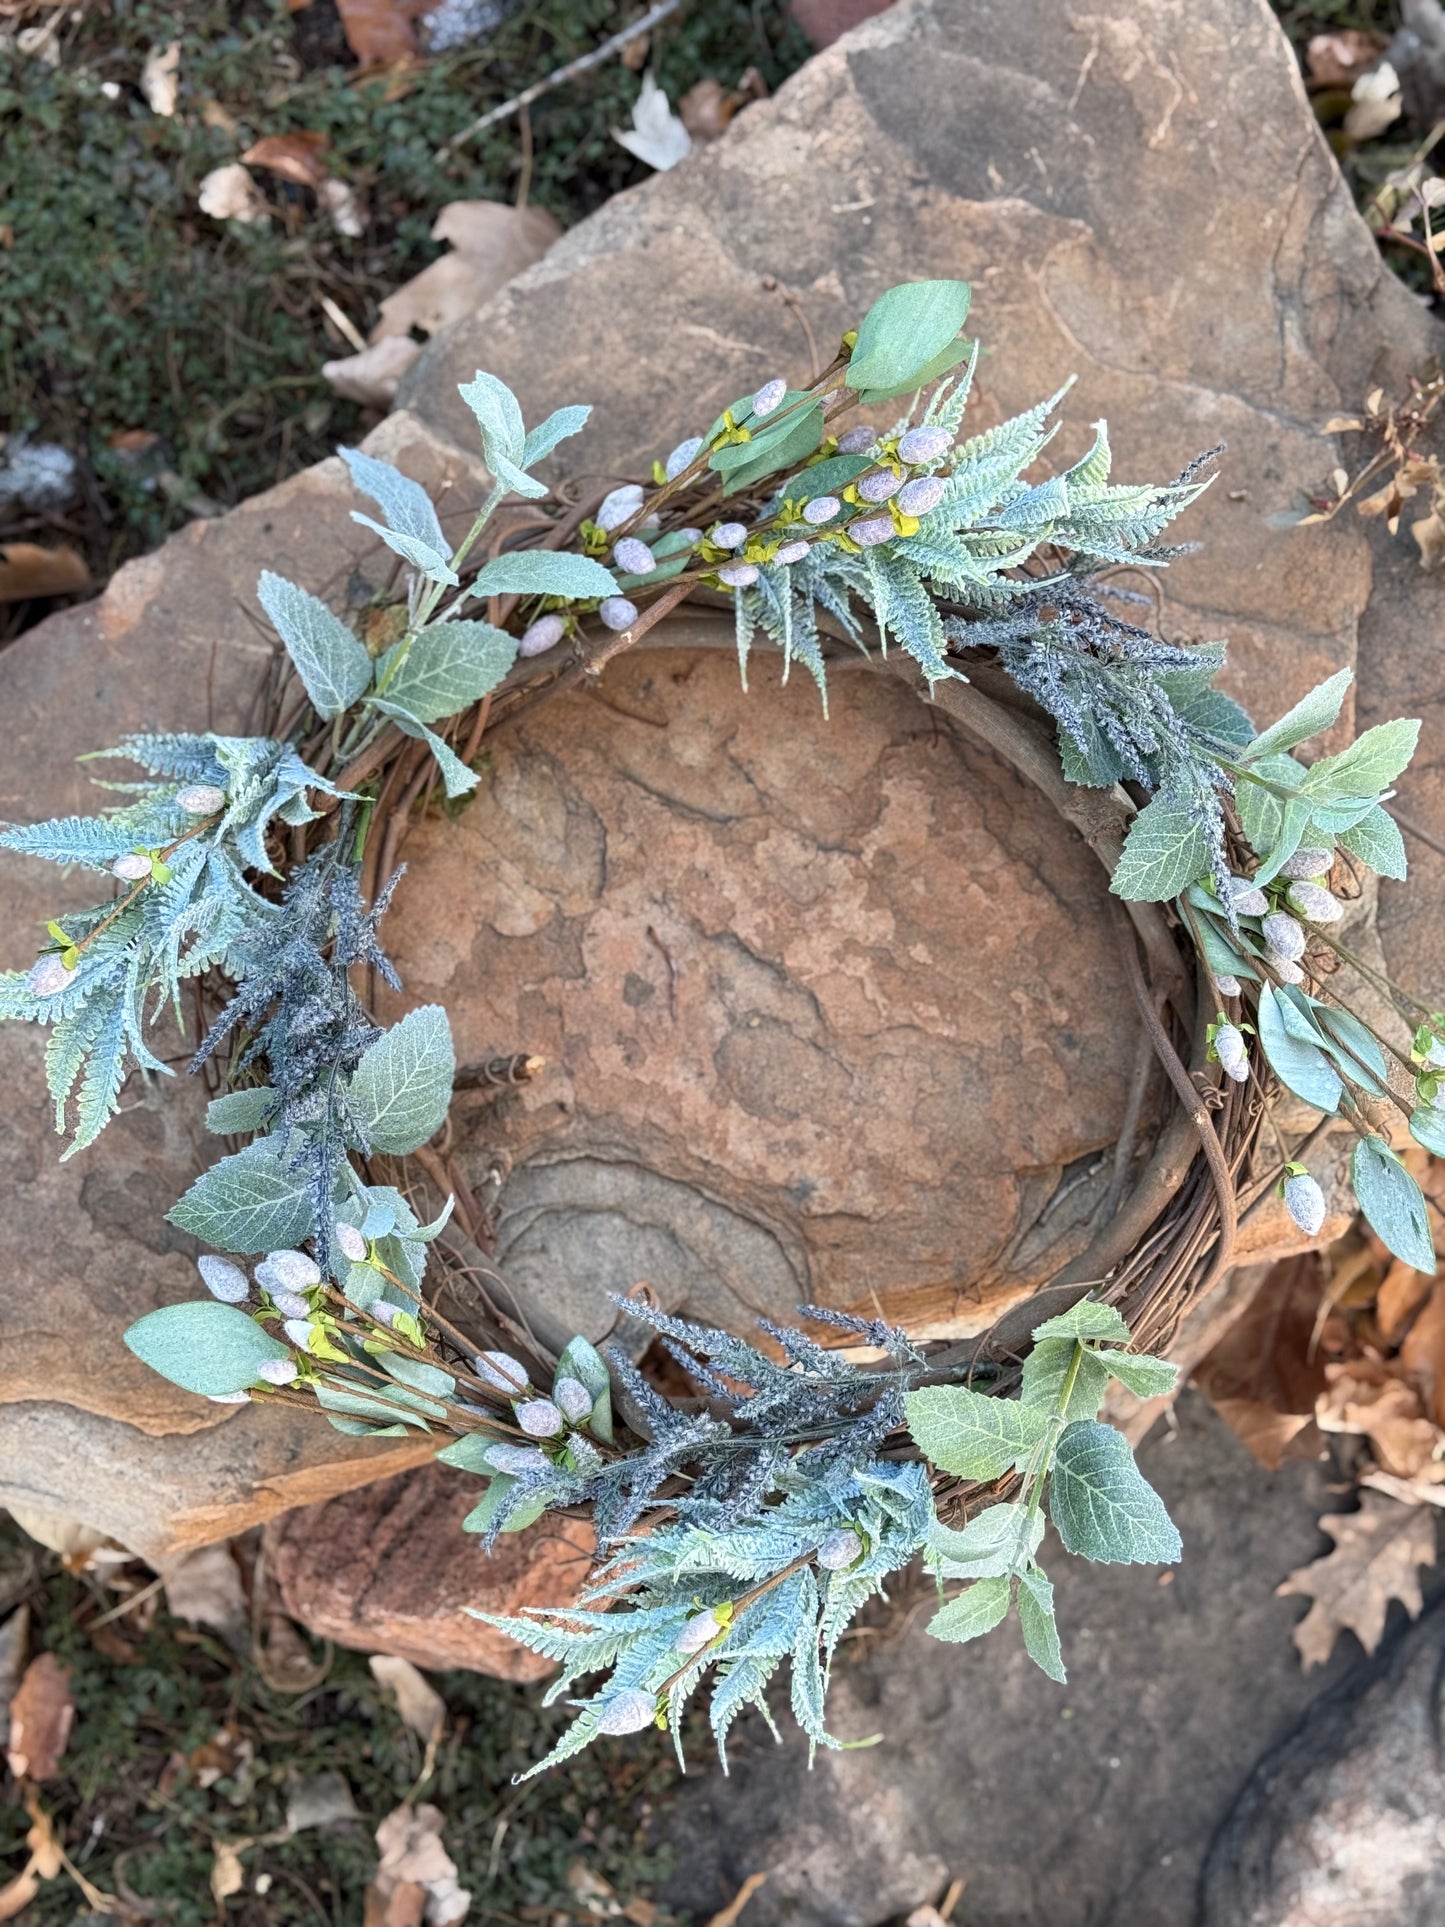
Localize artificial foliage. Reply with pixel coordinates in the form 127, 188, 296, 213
2, 277, 1439, 1777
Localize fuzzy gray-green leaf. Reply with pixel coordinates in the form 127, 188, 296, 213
1048, 1421, 1182, 1565
349, 1005, 454, 1155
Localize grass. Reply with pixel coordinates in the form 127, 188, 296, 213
0, 0, 810, 586
0, 1517, 686, 1925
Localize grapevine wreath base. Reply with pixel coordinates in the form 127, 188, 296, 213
2, 279, 1438, 1775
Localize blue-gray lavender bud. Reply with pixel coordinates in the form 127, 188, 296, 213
664, 437, 705, 480
474, 1350, 530, 1393
752, 378, 787, 418
515, 1397, 564, 1438
898, 426, 953, 464
595, 1688, 657, 1735
598, 597, 638, 632
1214, 1024, 1249, 1082
554, 1376, 594, 1423
370, 1301, 399, 1327
519, 614, 566, 658
775, 540, 810, 564
111, 852, 152, 882
1262, 910, 1306, 960
198, 1255, 249, 1303
802, 496, 840, 524
856, 468, 901, 503
1284, 1172, 1326, 1236
27, 956, 74, 998
613, 536, 656, 575
1215, 974, 1242, 999
836, 426, 876, 454
257, 1358, 298, 1386
851, 514, 895, 547
717, 562, 759, 588
1286, 881, 1343, 925
596, 484, 643, 531
897, 475, 946, 517
678, 527, 702, 543
334, 1222, 368, 1264
712, 522, 748, 549
176, 783, 226, 814
1279, 847, 1332, 881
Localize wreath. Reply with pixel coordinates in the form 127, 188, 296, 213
3, 278, 1439, 1776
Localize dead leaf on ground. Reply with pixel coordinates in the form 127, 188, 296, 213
1378, 1257, 1435, 1343
0, 1797, 64, 1920
1316, 1360, 1444, 1479
140, 40, 180, 117
286, 1769, 360, 1833
242, 130, 330, 189
613, 72, 692, 172
369, 204, 559, 346
1400, 1279, 1445, 1426
319, 177, 366, 237
1193, 1256, 1331, 1469
1411, 509, 1445, 570
568, 1862, 623, 1916
335, 0, 418, 67
1344, 60, 1403, 142
1278, 1490, 1438, 1666
705, 1871, 769, 1927
323, 335, 420, 408
1305, 29, 1388, 89
369, 1654, 445, 1747
211, 1843, 246, 1905
365, 1802, 470, 1927
160, 1542, 247, 1633
678, 70, 768, 142
197, 162, 267, 225
6, 1654, 74, 1781
0, 542, 89, 602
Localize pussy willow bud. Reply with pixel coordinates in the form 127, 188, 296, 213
257, 1357, 299, 1386
836, 426, 875, 454
678, 527, 702, 543
1215, 974, 1242, 998
1266, 950, 1305, 985
334, 1222, 368, 1265
1226, 877, 1269, 917
851, 514, 895, 547
898, 425, 953, 464
1214, 1023, 1249, 1082
519, 614, 566, 658
554, 1376, 594, 1423
596, 484, 643, 531
856, 468, 901, 503
370, 1301, 399, 1327
598, 597, 638, 632
268, 1249, 321, 1290
28, 955, 75, 998
664, 436, 704, 480
613, 537, 655, 575
198, 1255, 249, 1303
1280, 847, 1333, 881
111, 852, 152, 882
260, 1285, 311, 1321
483, 1443, 549, 1476
207, 1391, 250, 1405
1286, 881, 1343, 925
717, 562, 759, 588
282, 1318, 314, 1350
752, 378, 787, 418
176, 784, 226, 815
802, 496, 840, 524
474, 1350, 530, 1394
515, 1397, 564, 1438
1284, 1172, 1326, 1237
712, 522, 748, 549
775, 540, 810, 565
897, 475, 947, 517
675, 1608, 725, 1654
595, 1689, 658, 1735
817, 1527, 863, 1570
1262, 910, 1306, 961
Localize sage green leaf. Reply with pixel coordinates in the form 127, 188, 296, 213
1017, 1567, 1066, 1683
1338, 805, 1407, 880
716, 402, 825, 495
205, 1086, 276, 1135
1241, 668, 1351, 762
167, 1140, 313, 1252
367, 700, 477, 798
1048, 1421, 1182, 1565
470, 551, 617, 602
926, 1502, 1044, 1580
926, 1574, 1012, 1645
458, 371, 527, 477
1410, 1105, 1445, 1159
124, 1300, 291, 1396
314, 1378, 440, 1427
787, 454, 873, 501
1020, 1339, 1109, 1421
857, 337, 974, 405
1031, 1301, 1130, 1346
522, 403, 591, 469
848, 280, 972, 395
462, 1474, 548, 1536
374, 621, 517, 724
257, 573, 372, 719
1353, 1136, 1437, 1274
378, 1350, 455, 1401
1095, 1351, 1179, 1398
1313, 1003, 1390, 1094
554, 1334, 612, 1443
905, 1384, 1048, 1480
436, 1434, 499, 1474
1190, 911, 1259, 983
1110, 795, 1208, 901
1256, 984, 1342, 1113
349, 1005, 454, 1154
1234, 751, 1307, 854
1303, 717, 1420, 799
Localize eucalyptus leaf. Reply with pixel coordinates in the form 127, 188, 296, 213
1409, 1105, 1445, 1159
848, 280, 972, 395
470, 551, 617, 602
462, 1474, 549, 1536
124, 1300, 291, 1396
1352, 1136, 1437, 1274
378, 1350, 456, 1400
1256, 983, 1342, 1113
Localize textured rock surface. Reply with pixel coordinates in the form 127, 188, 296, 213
656, 1394, 1433, 1927
1200, 1589, 1445, 1927
265, 1462, 594, 1681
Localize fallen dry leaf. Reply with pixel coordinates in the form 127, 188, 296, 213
211, 1843, 246, 1904
242, 130, 330, 189
369, 1654, 445, 1746
1193, 1256, 1330, 1469
365, 1802, 470, 1927
1412, 509, 1445, 571
0, 542, 89, 602
705, 1871, 769, 1927
197, 162, 267, 225
160, 1542, 246, 1633
319, 177, 366, 237
286, 1769, 360, 1833
335, 0, 418, 67
568, 1861, 623, 1915
322, 335, 420, 408
372, 253, 501, 341
141, 40, 180, 117
370, 204, 559, 345
1377, 1257, 1435, 1343
1316, 1360, 1444, 1479
1400, 1279, 1445, 1425
1305, 28, 1388, 88
613, 72, 692, 172
6, 1654, 74, 1781
678, 78, 735, 142
0, 1871, 40, 1921
1278, 1490, 1438, 1666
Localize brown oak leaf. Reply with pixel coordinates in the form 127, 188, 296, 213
1278, 1491, 1438, 1668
